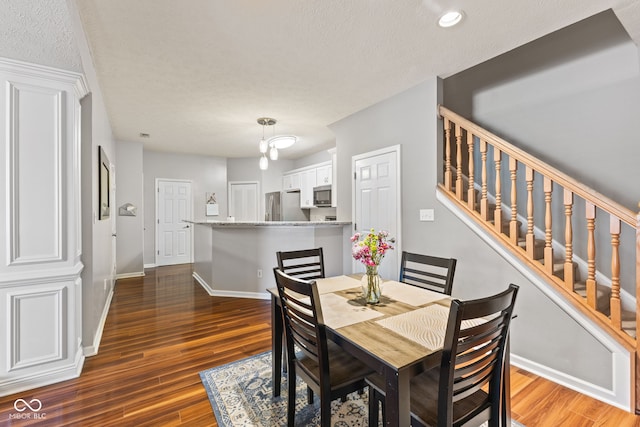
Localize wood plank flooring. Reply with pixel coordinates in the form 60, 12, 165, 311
1, 264, 639, 426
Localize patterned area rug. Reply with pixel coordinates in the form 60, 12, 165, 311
199, 351, 524, 427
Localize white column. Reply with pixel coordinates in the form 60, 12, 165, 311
0, 58, 88, 396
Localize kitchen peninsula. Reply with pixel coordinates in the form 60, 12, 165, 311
190, 220, 352, 299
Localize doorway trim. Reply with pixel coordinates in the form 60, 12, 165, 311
155, 178, 194, 266
351, 144, 402, 274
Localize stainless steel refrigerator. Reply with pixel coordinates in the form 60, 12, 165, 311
265, 191, 309, 221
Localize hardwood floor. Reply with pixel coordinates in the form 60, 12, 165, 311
1, 264, 639, 426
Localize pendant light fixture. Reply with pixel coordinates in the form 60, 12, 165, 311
256, 117, 297, 169
257, 117, 276, 170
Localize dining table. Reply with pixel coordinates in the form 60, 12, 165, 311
269, 274, 511, 427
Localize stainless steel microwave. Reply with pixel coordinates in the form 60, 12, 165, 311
313, 185, 332, 207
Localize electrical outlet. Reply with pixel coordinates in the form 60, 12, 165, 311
419, 209, 435, 222
257, 269, 263, 278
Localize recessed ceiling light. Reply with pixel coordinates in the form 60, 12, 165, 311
438, 10, 463, 28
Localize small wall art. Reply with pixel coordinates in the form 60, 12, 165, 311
206, 192, 219, 216
99, 145, 110, 220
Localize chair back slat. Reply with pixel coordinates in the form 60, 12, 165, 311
437, 284, 519, 427
399, 251, 457, 295
277, 248, 325, 280
273, 268, 328, 376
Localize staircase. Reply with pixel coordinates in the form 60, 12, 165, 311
438, 105, 639, 409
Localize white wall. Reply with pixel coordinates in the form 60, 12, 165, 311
143, 150, 227, 266
115, 141, 144, 276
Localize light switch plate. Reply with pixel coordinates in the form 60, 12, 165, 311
419, 209, 435, 221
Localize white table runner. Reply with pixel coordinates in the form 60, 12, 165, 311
376, 304, 485, 350
320, 293, 384, 329
382, 281, 449, 306
316, 275, 361, 294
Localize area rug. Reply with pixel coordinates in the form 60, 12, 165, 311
199, 351, 525, 427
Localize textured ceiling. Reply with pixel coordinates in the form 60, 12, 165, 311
0, 0, 82, 72
71, 0, 640, 159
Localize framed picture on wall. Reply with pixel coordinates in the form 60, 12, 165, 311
99, 145, 110, 219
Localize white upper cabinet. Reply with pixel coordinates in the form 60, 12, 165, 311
316, 164, 332, 186
300, 169, 317, 208
282, 171, 301, 191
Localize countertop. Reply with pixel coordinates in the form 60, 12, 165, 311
187, 220, 351, 228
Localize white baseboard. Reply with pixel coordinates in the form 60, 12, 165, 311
143, 263, 157, 269
511, 353, 630, 412
115, 271, 145, 279
0, 347, 84, 398
192, 272, 270, 300
83, 287, 114, 357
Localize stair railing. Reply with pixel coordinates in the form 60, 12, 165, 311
439, 105, 637, 348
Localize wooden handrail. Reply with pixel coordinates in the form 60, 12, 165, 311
439, 106, 635, 226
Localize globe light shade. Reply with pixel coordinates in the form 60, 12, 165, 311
259, 138, 268, 153
259, 155, 268, 170
269, 146, 279, 160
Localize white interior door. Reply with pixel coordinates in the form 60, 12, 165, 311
353, 146, 401, 280
228, 181, 259, 221
156, 179, 193, 266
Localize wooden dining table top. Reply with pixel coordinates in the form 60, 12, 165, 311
274, 274, 453, 370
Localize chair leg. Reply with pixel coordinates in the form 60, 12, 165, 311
287, 371, 297, 427
320, 396, 332, 427
307, 386, 314, 404
368, 387, 379, 427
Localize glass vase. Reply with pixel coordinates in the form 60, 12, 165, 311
361, 266, 382, 304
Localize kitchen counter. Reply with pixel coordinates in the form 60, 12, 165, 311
188, 220, 351, 228
191, 220, 352, 299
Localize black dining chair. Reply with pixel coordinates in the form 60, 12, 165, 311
273, 268, 373, 427
399, 251, 457, 295
368, 284, 519, 427
276, 248, 325, 280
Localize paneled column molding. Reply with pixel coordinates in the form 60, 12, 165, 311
0, 57, 88, 397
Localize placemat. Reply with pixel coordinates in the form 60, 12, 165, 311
320, 293, 384, 329
382, 281, 449, 306
315, 275, 361, 294
376, 304, 485, 350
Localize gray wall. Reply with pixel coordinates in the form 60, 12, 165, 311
330, 77, 615, 393
294, 149, 333, 169
443, 9, 640, 302
143, 150, 227, 266
115, 141, 144, 275
443, 10, 640, 211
